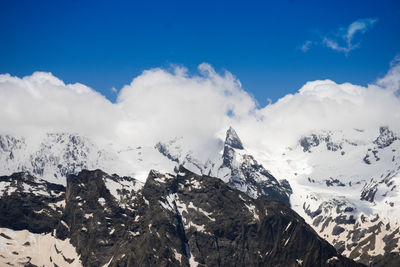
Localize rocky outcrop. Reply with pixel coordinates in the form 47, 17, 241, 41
373, 127, 397, 149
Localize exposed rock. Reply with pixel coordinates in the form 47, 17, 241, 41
360, 182, 378, 202
300, 134, 321, 152
373, 127, 397, 149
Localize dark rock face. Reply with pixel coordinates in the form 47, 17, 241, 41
139, 168, 360, 267
0, 168, 362, 267
60, 170, 139, 266
0, 172, 65, 233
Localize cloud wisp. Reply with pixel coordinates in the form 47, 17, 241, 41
300, 40, 312, 52
302, 18, 378, 55
0, 59, 399, 158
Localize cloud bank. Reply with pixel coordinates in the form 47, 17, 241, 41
0, 59, 399, 157
0, 64, 255, 154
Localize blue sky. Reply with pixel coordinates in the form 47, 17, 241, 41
1, 0, 399, 106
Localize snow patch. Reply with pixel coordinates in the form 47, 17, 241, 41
245, 203, 259, 221
98, 197, 106, 206
0, 227, 82, 267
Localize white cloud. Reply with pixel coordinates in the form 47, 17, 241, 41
303, 18, 378, 55
0, 72, 119, 140
376, 55, 400, 93
0, 59, 399, 160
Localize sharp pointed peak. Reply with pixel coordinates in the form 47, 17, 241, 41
225, 127, 244, 150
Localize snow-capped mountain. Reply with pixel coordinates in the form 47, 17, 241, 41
155, 127, 292, 205
0, 126, 399, 265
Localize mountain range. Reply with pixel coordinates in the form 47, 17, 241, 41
0, 126, 399, 266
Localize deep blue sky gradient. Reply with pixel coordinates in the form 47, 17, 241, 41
1, 0, 399, 105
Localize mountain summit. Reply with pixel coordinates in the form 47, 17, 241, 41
225, 126, 244, 150
217, 127, 292, 205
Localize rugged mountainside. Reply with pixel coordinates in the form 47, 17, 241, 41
274, 127, 400, 266
0, 168, 361, 267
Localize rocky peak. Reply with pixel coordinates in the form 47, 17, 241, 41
225, 126, 244, 150
219, 128, 292, 206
